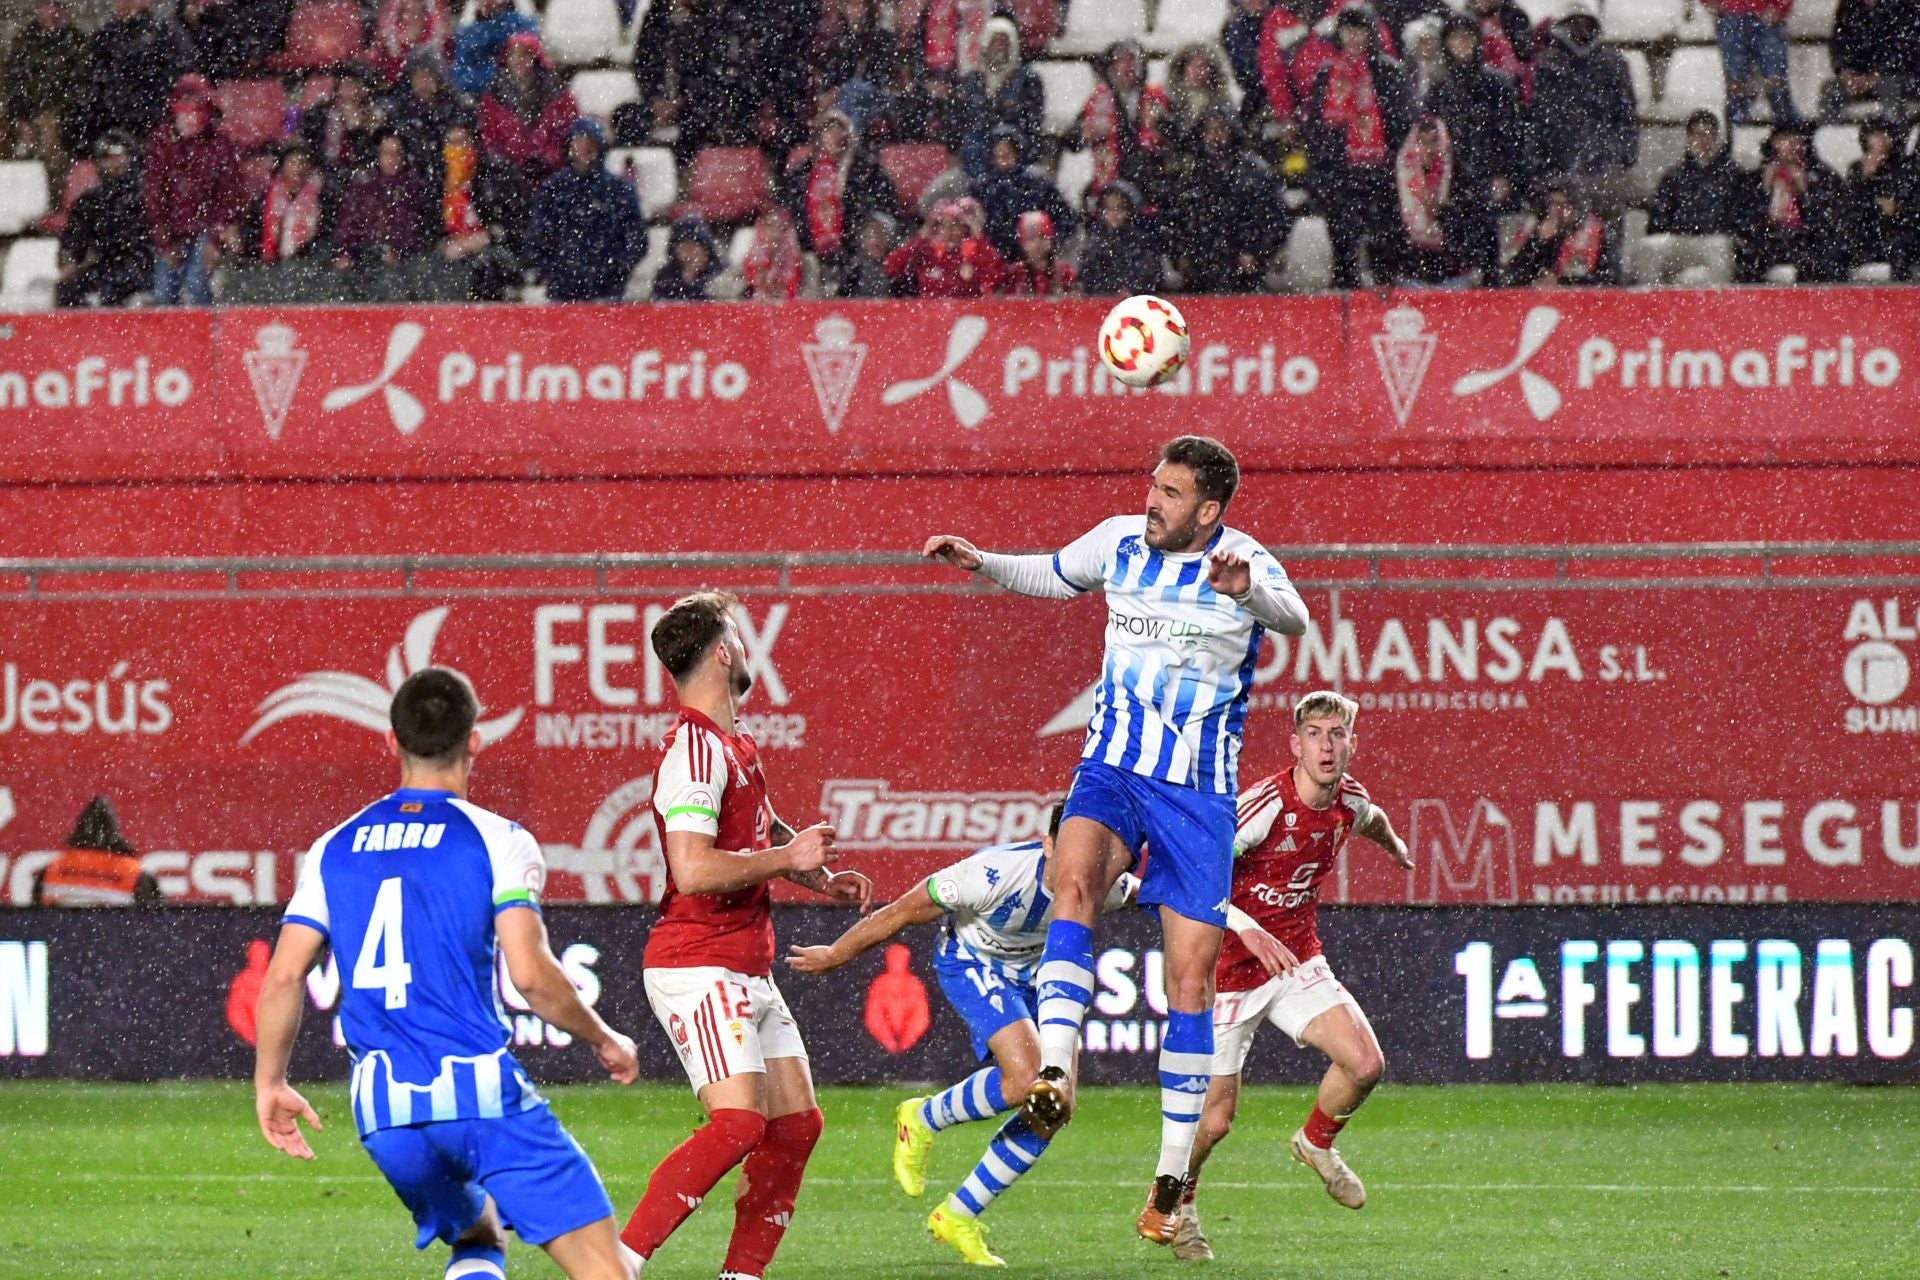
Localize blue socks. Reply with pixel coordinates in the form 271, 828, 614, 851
947, 1112, 1052, 1219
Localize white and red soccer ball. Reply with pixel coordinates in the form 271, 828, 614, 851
1097, 294, 1190, 388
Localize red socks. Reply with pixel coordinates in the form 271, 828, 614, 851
621, 1108, 767, 1260
1302, 1104, 1348, 1150
722, 1107, 824, 1279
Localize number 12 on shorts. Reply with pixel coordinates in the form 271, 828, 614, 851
354, 877, 414, 1010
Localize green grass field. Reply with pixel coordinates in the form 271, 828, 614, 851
1, 1082, 1914, 1279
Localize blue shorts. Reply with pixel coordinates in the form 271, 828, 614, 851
1062, 759, 1235, 927
360, 1106, 613, 1250
935, 952, 1039, 1061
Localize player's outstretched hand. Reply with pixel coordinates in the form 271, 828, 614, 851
785, 944, 842, 975
1241, 926, 1301, 978
922, 535, 983, 572
1206, 550, 1251, 598
1384, 835, 1414, 871
783, 823, 838, 875
597, 1030, 640, 1085
823, 869, 875, 913
257, 1082, 323, 1160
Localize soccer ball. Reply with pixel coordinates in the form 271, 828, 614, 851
1097, 295, 1190, 388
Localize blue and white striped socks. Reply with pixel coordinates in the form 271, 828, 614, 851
920, 1065, 1006, 1132
946, 1112, 1052, 1219
1156, 1009, 1213, 1180
446, 1245, 506, 1280
1034, 919, 1096, 1070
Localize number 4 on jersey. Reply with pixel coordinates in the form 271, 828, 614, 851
353, 877, 414, 1009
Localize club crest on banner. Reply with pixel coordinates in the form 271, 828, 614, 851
242, 322, 307, 440
1371, 304, 1435, 426
800, 314, 867, 434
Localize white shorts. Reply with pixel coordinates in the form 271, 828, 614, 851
644, 966, 809, 1095
1212, 955, 1362, 1076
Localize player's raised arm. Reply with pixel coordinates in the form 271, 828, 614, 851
785, 880, 946, 974
922, 519, 1117, 601
1355, 803, 1413, 870
1206, 545, 1309, 636
253, 920, 327, 1160
497, 908, 639, 1083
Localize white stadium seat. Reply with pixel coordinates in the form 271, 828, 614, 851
0, 237, 60, 310
1053, 0, 1147, 55
1280, 216, 1333, 293
1787, 43, 1828, 120
608, 146, 677, 218
1623, 49, 1656, 116
1033, 60, 1096, 136
1813, 124, 1863, 171
1730, 123, 1770, 167
1674, 0, 1717, 39
1598, 0, 1676, 43
570, 68, 639, 121
542, 0, 625, 66
1515, 0, 1575, 23
1146, 0, 1228, 53
1056, 146, 1095, 213
628, 224, 670, 299
0, 161, 51, 235
1789, 0, 1839, 37
1652, 46, 1725, 123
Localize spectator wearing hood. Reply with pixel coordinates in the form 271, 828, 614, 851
997, 209, 1074, 295
1170, 108, 1286, 292
1648, 110, 1753, 235
179, 0, 292, 80
1502, 182, 1610, 285
1530, 0, 1638, 217
1080, 40, 1157, 196
68, 0, 194, 151
1426, 14, 1529, 277
651, 215, 728, 301
237, 142, 336, 266
1165, 42, 1235, 154
525, 118, 645, 302
1305, 7, 1410, 287
451, 0, 539, 96
1737, 124, 1847, 281
884, 198, 1004, 296
1467, 0, 1536, 83
370, 0, 453, 87
742, 203, 807, 301
1393, 115, 1480, 282
784, 109, 898, 280
383, 50, 470, 193
437, 117, 533, 300
971, 124, 1075, 259
1823, 0, 1919, 121
1709, 0, 1801, 126
57, 130, 152, 308
837, 209, 899, 298
144, 75, 245, 306
1077, 179, 1164, 296
5, 0, 87, 190
480, 33, 579, 183
1402, 15, 1446, 111
32, 796, 161, 908
1222, 0, 1274, 121
301, 62, 384, 179
1843, 118, 1919, 276
333, 130, 430, 276
957, 16, 1044, 175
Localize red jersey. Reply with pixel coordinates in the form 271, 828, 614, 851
1216, 767, 1375, 992
645, 707, 776, 976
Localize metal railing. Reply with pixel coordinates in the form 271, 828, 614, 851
1, 542, 1916, 600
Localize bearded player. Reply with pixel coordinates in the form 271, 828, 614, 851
1171, 690, 1412, 1262
923, 436, 1309, 1243
619, 591, 873, 1280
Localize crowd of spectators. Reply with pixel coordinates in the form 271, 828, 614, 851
4, 0, 1919, 307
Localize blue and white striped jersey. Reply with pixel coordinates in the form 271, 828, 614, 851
283, 788, 550, 1138
982, 515, 1306, 795
929, 840, 1136, 983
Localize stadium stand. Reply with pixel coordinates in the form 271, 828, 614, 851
273, 2, 365, 71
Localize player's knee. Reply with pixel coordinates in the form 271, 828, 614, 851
708, 1106, 769, 1158
1349, 1048, 1386, 1092
766, 1105, 823, 1156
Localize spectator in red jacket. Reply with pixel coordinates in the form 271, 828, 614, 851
1708, 0, 1801, 125
479, 31, 580, 183
333, 130, 431, 276
998, 210, 1075, 294
884, 198, 1004, 296
143, 74, 245, 306
369, 0, 453, 87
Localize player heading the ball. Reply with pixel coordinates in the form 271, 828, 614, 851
253, 667, 642, 1280
923, 435, 1309, 1246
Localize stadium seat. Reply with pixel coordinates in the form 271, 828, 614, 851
1730, 123, 1769, 167
1813, 123, 1863, 171
1627, 233, 1734, 286
607, 145, 677, 217
0, 161, 52, 235
1033, 60, 1096, 136
1789, 0, 1839, 37
1146, 0, 1227, 53
570, 68, 638, 120
1055, 146, 1094, 213
274, 1, 365, 70
1052, 0, 1147, 55
219, 79, 290, 152
1787, 44, 1828, 120
1623, 49, 1655, 116
679, 146, 770, 224
877, 143, 954, 210
630, 223, 669, 298
1853, 261, 1895, 282
1514, 0, 1576, 22
727, 224, 755, 270
1010, 0, 1061, 54
1652, 46, 1724, 123
0, 237, 60, 310
1674, 0, 1717, 39
1597, 0, 1675, 42
1279, 215, 1333, 293
37, 159, 98, 235
542, 0, 624, 67
457, 0, 537, 19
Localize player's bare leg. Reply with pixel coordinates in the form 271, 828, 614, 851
1027, 818, 1132, 1133
1138, 907, 1223, 1246
1167, 1073, 1239, 1261
1291, 1005, 1386, 1210
723, 1056, 823, 1280
541, 1215, 637, 1280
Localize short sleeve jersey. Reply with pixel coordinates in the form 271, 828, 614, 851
928, 840, 1136, 983
645, 707, 776, 976
1214, 768, 1374, 991
281, 787, 550, 1137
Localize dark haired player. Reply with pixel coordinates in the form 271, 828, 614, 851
924, 436, 1309, 1243
619, 591, 872, 1280
252, 667, 641, 1280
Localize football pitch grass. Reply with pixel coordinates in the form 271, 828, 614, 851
1, 1082, 1914, 1279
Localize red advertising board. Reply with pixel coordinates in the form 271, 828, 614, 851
2, 584, 1916, 906
4, 290, 1920, 484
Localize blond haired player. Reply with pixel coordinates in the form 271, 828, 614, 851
1173, 690, 1412, 1261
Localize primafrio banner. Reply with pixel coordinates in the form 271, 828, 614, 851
0, 905, 1912, 1084
2, 290, 1920, 482
2, 583, 1919, 906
